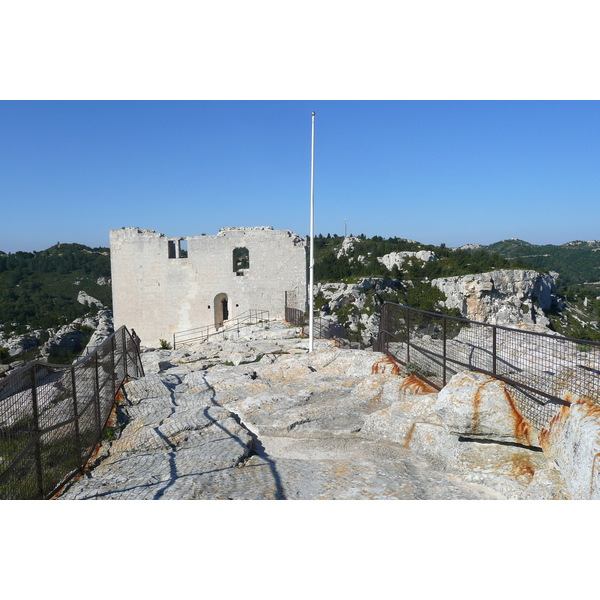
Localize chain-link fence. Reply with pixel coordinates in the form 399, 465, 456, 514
0, 326, 144, 500
375, 302, 600, 431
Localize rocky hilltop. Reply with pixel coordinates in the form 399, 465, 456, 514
431, 269, 559, 326
58, 320, 596, 501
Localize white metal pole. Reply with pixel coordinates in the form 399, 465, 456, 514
309, 111, 315, 352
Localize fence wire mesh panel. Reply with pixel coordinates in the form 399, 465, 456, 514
0, 326, 144, 500
285, 293, 365, 348
376, 302, 600, 431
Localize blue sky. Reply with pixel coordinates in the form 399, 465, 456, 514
1, 100, 599, 253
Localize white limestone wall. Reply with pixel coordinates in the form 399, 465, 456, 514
110, 227, 307, 347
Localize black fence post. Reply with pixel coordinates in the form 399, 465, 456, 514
406, 307, 411, 364
443, 316, 447, 387
30, 365, 44, 499
70, 365, 83, 472
122, 327, 128, 380
110, 335, 116, 401
94, 353, 102, 436
492, 326, 497, 376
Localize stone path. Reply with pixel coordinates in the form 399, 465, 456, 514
57, 321, 568, 500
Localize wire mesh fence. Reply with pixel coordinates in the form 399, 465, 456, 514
284, 297, 366, 349
0, 326, 144, 500
376, 302, 600, 431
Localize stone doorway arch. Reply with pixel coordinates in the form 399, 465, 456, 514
214, 293, 229, 329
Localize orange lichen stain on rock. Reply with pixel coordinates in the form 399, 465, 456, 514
472, 383, 484, 434
501, 385, 534, 446
591, 453, 600, 498
399, 374, 438, 395
366, 391, 384, 412
106, 404, 118, 428
539, 404, 571, 450
403, 423, 417, 447
573, 395, 600, 419
507, 455, 535, 484
371, 356, 401, 376
331, 462, 351, 478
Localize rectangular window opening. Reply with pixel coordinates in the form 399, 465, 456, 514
233, 247, 250, 275
179, 239, 188, 258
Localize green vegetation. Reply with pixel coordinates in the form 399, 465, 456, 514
0, 243, 111, 335
312, 234, 533, 283
159, 339, 172, 350
485, 239, 600, 287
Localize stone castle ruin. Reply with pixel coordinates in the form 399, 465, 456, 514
110, 226, 307, 346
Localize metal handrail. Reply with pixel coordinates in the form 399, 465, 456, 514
173, 309, 270, 349
375, 302, 600, 431
0, 325, 144, 499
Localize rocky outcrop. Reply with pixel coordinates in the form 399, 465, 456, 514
539, 396, 600, 499
315, 278, 399, 344
435, 371, 540, 447
431, 269, 558, 326
78, 310, 114, 354
335, 236, 362, 259
77, 290, 103, 308
0, 311, 114, 374
377, 251, 437, 271
0, 329, 41, 357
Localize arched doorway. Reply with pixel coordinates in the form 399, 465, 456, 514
214, 293, 229, 329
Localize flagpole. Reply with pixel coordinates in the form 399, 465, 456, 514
309, 111, 315, 352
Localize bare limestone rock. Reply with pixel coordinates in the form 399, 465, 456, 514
77, 290, 103, 308
377, 250, 437, 271
335, 236, 362, 259
431, 269, 557, 326
539, 397, 600, 499
56, 322, 569, 500
403, 421, 568, 499
434, 371, 540, 447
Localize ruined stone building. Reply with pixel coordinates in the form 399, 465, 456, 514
110, 226, 307, 346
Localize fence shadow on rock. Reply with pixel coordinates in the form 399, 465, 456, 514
0, 326, 144, 500
374, 302, 600, 431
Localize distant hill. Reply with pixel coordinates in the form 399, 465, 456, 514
0, 243, 111, 336
478, 238, 600, 287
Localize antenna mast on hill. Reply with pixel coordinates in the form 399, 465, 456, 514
345, 219, 347, 238
309, 112, 316, 353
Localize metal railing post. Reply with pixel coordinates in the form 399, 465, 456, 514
110, 336, 116, 400
443, 316, 447, 387
71, 365, 83, 472
30, 365, 44, 498
94, 353, 102, 436
492, 326, 497, 376
122, 327, 128, 379
406, 307, 411, 364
